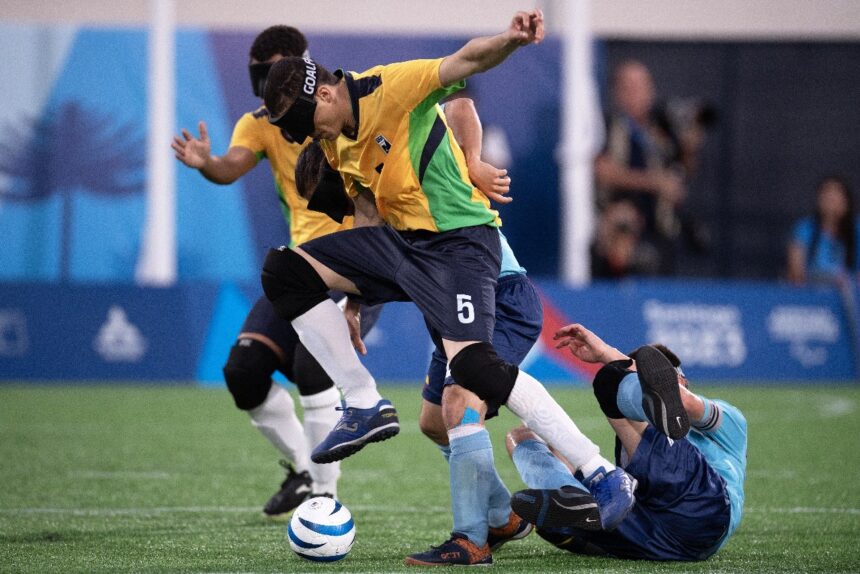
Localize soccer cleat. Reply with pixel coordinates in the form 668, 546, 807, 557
582, 467, 637, 531
310, 399, 400, 464
511, 486, 602, 531
262, 461, 312, 519
486, 510, 534, 551
404, 533, 492, 566
635, 345, 690, 439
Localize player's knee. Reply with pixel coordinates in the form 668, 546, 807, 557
448, 342, 518, 414
505, 426, 540, 458
418, 402, 448, 446
260, 247, 329, 321
222, 339, 280, 410
592, 359, 634, 419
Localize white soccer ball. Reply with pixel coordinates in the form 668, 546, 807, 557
287, 496, 355, 562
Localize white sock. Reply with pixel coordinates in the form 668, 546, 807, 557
292, 299, 381, 408
300, 387, 342, 496
505, 370, 614, 474
249, 384, 310, 473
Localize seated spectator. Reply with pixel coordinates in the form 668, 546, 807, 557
591, 200, 660, 279
787, 176, 859, 286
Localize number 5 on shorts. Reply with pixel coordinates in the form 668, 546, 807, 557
457, 294, 475, 324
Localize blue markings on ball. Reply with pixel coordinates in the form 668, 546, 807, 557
299, 516, 355, 537
287, 523, 326, 549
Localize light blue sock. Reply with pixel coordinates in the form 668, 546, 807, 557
616, 372, 647, 421
512, 439, 587, 492
486, 467, 512, 529
448, 429, 494, 547
439, 442, 510, 529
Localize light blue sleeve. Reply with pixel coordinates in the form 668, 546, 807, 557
499, 230, 527, 277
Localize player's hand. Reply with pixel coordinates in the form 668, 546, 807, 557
468, 158, 513, 204
172, 121, 212, 169
343, 298, 366, 355
507, 9, 545, 46
553, 323, 613, 364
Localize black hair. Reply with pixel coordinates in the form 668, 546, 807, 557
295, 141, 327, 199
809, 176, 856, 270
249, 26, 307, 62
264, 57, 338, 119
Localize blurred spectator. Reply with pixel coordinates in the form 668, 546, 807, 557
595, 60, 712, 275
591, 199, 660, 279
787, 177, 859, 286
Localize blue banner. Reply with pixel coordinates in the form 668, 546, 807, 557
1, 280, 856, 383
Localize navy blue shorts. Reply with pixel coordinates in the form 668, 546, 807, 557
422, 273, 543, 418
239, 293, 382, 383
538, 426, 731, 561
301, 224, 501, 343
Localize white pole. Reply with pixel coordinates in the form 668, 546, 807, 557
136, 0, 177, 286
558, 0, 601, 286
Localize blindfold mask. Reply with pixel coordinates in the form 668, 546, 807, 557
268, 56, 319, 144
249, 62, 273, 98
307, 162, 353, 224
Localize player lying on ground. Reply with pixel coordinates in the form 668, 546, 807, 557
171, 25, 382, 517
508, 323, 747, 561
294, 96, 539, 563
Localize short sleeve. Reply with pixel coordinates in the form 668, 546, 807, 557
383, 59, 465, 112
229, 112, 267, 160
792, 217, 814, 248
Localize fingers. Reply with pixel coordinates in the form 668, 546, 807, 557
487, 190, 513, 204
198, 121, 209, 142
531, 9, 545, 43
553, 323, 581, 340
511, 9, 545, 45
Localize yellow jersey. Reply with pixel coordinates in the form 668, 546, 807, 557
320, 58, 500, 232
230, 107, 353, 246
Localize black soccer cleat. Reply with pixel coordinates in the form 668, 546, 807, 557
262, 461, 312, 519
511, 486, 602, 531
635, 345, 690, 439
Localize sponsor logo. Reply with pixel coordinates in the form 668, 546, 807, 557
0, 310, 28, 358
767, 305, 839, 367
642, 300, 747, 367
94, 306, 147, 362
375, 134, 391, 154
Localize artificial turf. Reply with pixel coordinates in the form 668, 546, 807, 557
1, 384, 859, 573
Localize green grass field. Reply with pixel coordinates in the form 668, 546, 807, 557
1, 384, 859, 573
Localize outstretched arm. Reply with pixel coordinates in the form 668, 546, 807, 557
554, 323, 629, 365
172, 120, 256, 184
444, 97, 512, 204
438, 9, 544, 87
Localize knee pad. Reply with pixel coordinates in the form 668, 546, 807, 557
449, 342, 518, 413
261, 247, 329, 321
222, 338, 280, 410
292, 343, 336, 396
592, 359, 634, 419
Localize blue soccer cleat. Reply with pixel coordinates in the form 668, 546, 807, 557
404, 533, 492, 566
310, 399, 400, 464
511, 486, 602, 531
582, 467, 637, 531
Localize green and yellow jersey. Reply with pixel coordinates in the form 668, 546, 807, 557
320, 58, 500, 233
230, 108, 353, 246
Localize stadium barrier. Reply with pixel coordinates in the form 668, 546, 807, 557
1, 279, 856, 384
